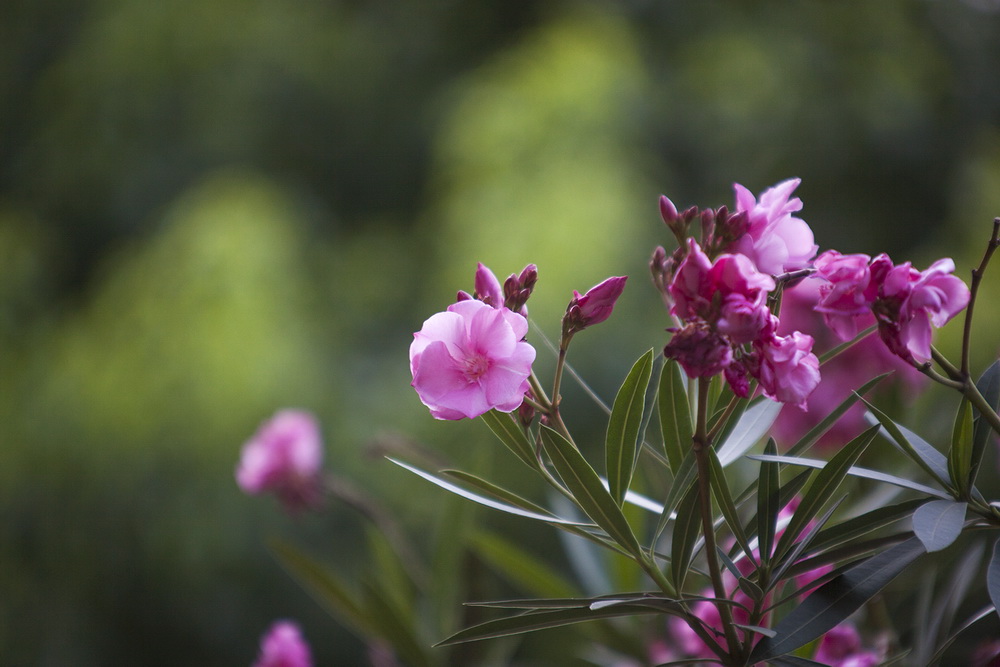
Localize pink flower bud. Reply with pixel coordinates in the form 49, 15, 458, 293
410, 300, 535, 420
474, 262, 504, 308
663, 323, 733, 378
563, 275, 628, 333
253, 621, 313, 667
659, 194, 679, 225
236, 410, 324, 512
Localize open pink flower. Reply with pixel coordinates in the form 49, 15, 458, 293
756, 331, 820, 410
410, 299, 535, 420
253, 621, 313, 667
733, 178, 818, 276
236, 410, 324, 511
813, 250, 874, 340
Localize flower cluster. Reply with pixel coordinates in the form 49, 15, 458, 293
657, 180, 822, 409
814, 250, 970, 364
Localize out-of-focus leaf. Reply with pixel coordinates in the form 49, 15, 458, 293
988, 537, 1000, 614
435, 604, 666, 646
707, 447, 753, 562
607, 348, 654, 506
926, 604, 997, 666
470, 531, 580, 599
864, 401, 951, 491
269, 539, 372, 637
481, 409, 539, 471
970, 360, 1000, 489
717, 398, 782, 466
774, 426, 876, 561
817, 325, 878, 364
804, 499, 927, 557
540, 426, 642, 557
388, 458, 593, 526
750, 536, 925, 661
948, 399, 974, 498
747, 454, 951, 500
757, 439, 780, 566
670, 482, 702, 591
786, 374, 888, 458
658, 359, 692, 473
362, 579, 433, 667
912, 500, 967, 552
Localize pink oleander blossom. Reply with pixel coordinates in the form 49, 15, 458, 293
253, 621, 313, 667
872, 256, 970, 364
663, 323, 733, 378
564, 275, 628, 333
813, 250, 874, 340
756, 331, 820, 410
733, 178, 818, 276
236, 410, 324, 511
410, 299, 535, 420
814, 622, 880, 667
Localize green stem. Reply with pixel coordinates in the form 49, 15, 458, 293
692, 378, 742, 664
931, 346, 963, 382
961, 217, 1000, 378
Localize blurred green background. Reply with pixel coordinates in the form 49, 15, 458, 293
4, 0, 1000, 664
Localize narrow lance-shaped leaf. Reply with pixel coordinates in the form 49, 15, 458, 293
750, 536, 926, 661
670, 482, 703, 591
948, 398, 974, 499
540, 426, 643, 557
707, 447, 754, 563
774, 425, 877, 561
970, 360, 1000, 490
988, 537, 1000, 614
362, 579, 433, 667
716, 398, 783, 466
606, 348, 654, 506
864, 399, 951, 491
912, 500, 967, 553
757, 438, 780, 565
786, 374, 888, 458
651, 449, 696, 554
658, 359, 693, 473
480, 409, 538, 471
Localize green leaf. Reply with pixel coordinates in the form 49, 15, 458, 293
948, 399, 975, 498
442, 469, 554, 517
670, 481, 702, 591
362, 579, 433, 667
803, 499, 928, 558
435, 605, 666, 646
970, 360, 1000, 489
785, 374, 888, 458
912, 500, 967, 552
470, 531, 580, 599
864, 400, 951, 491
388, 458, 593, 526
773, 425, 877, 561
269, 539, 372, 637
750, 537, 926, 661
746, 454, 951, 500
988, 537, 1000, 614
606, 349, 654, 505
652, 449, 696, 555
658, 359, 693, 473
540, 426, 642, 557
707, 447, 754, 563
757, 439, 780, 566
480, 409, 538, 471
716, 399, 783, 466
925, 604, 996, 666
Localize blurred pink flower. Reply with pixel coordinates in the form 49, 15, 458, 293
732, 178, 818, 275
236, 410, 324, 512
756, 331, 821, 410
410, 299, 535, 420
253, 620, 313, 667
814, 622, 880, 667
564, 275, 628, 333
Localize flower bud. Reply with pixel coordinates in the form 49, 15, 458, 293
563, 276, 628, 334
503, 263, 538, 315
474, 262, 503, 308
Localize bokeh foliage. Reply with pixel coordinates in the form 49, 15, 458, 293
4, 0, 1000, 664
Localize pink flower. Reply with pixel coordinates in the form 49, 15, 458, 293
474, 262, 504, 307
814, 622, 880, 667
756, 331, 820, 410
669, 239, 716, 321
872, 256, 970, 364
564, 276, 628, 333
813, 250, 874, 340
253, 621, 313, 667
410, 299, 535, 420
663, 323, 733, 378
733, 178, 818, 275
236, 410, 324, 511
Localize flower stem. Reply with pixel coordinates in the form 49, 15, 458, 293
692, 378, 743, 663
961, 217, 1000, 378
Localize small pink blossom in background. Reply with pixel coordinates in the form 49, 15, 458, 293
236, 410, 324, 512
410, 299, 535, 420
564, 275, 628, 333
813, 622, 880, 667
732, 178, 818, 276
773, 281, 924, 449
756, 331, 821, 410
253, 620, 313, 667
971, 639, 1000, 666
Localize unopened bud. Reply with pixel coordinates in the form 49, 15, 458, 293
563, 276, 628, 335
